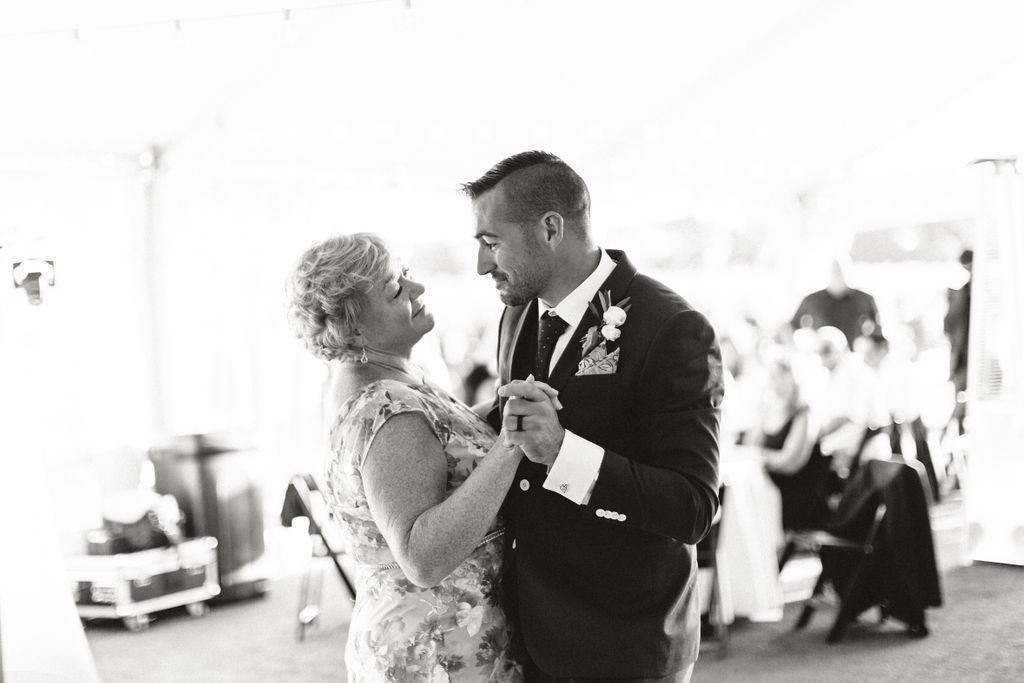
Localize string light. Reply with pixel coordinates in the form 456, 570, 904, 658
0, 0, 398, 42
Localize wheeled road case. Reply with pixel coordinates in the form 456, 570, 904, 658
68, 536, 220, 631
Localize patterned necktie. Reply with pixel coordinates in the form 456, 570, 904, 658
535, 311, 569, 383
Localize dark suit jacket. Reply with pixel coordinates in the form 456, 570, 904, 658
824, 459, 942, 627
487, 250, 724, 678
944, 281, 970, 388
790, 287, 880, 348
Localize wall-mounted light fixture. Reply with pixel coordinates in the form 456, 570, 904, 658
12, 259, 55, 305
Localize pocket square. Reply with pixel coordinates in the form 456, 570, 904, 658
576, 346, 620, 376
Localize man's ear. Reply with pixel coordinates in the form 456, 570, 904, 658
539, 211, 564, 247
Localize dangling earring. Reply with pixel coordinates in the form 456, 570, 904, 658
359, 347, 368, 364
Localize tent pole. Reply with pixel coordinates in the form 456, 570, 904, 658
140, 146, 165, 436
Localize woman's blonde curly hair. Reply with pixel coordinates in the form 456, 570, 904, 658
285, 232, 395, 361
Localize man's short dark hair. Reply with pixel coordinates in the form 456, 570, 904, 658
460, 150, 591, 230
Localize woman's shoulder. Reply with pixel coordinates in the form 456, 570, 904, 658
346, 378, 440, 415
328, 378, 425, 431
330, 379, 452, 460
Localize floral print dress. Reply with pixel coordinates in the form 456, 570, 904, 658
325, 379, 522, 682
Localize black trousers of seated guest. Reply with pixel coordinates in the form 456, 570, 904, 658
888, 415, 940, 502
524, 660, 694, 683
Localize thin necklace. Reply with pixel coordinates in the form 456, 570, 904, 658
340, 348, 426, 384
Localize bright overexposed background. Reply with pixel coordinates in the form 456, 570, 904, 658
1, 0, 1022, 595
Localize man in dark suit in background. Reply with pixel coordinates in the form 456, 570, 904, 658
789, 256, 881, 349
462, 151, 724, 682
943, 248, 972, 435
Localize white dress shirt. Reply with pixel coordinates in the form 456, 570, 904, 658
536, 249, 616, 505
817, 353, 890, 465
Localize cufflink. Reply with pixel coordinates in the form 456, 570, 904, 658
559, 483, 569, 494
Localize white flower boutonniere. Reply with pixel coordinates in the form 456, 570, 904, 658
576, 290, 631, 376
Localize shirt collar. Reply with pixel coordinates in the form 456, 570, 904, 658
538, 249, 616, 329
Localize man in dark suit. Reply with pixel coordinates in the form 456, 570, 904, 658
943, 248, 972, 435
461, 151, 724, 682
789, 256, 881, 349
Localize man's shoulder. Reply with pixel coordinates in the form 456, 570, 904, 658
801, 288, 830, 303
624, 270, 718, 342
628, 270, 695, 314
848, 287, 878, 305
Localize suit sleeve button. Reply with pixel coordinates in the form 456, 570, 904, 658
596, 509, 606, 518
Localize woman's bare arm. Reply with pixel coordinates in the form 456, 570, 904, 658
762, 410, 819, 476
361, 413, 521, 587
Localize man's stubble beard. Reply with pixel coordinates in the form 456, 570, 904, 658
498, 256, 548, 307
500, 287, 535, 307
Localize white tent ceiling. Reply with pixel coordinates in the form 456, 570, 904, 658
2, 0, 1024, 231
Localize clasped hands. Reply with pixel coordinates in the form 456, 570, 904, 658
498, 374, 564, 468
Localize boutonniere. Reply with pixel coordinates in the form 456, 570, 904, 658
576, 290, 631, 376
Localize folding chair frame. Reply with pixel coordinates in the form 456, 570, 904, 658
282, 474, 357, 641
790, 503, 887, 643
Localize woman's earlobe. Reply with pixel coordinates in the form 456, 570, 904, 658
347, 326, 363, 346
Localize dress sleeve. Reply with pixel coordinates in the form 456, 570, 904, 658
352, 381, 452, 469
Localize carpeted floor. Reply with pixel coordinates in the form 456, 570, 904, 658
85, 563, 354, 682
84, 561, 1024, 682
693, 562, 1024, 683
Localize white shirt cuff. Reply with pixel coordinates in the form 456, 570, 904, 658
542, 430, 604, 505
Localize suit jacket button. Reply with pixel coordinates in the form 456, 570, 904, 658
519, 479, 530, 491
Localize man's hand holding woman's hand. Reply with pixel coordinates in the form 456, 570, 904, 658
498, 375, 565, 468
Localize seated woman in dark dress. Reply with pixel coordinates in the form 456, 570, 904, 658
745, 351, 831, 531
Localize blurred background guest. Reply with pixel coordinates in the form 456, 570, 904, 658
745, 350, 830, 532
855, 328, 940, 502
790, 256, 882, 349
717, 317, 768, 445
943, 248, 972, 436
813, 326, 891, 491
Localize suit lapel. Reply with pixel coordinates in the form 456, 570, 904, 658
546, 250, 638, 392
498, 300, 538, 415
499, 300, 536, 384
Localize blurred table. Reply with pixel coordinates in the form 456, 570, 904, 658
716, 444, 785, 623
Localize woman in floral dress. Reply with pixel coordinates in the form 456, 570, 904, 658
287, 233, 544, 681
